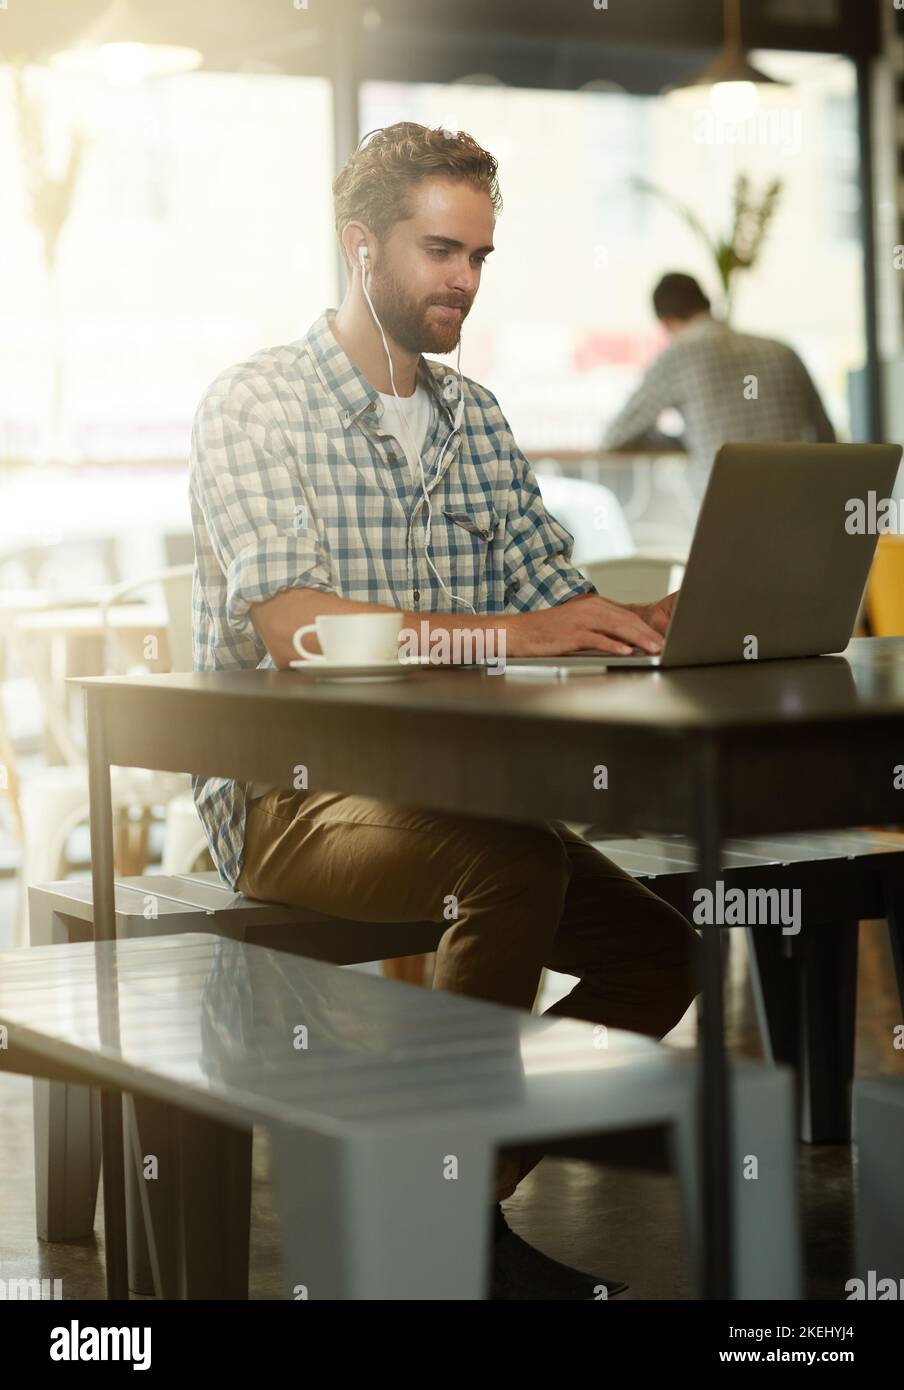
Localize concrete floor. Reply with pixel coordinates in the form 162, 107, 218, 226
1, 871, 902, 1301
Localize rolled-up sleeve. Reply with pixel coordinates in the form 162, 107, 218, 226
189, 384, 333, 643
502, 435, 596, 612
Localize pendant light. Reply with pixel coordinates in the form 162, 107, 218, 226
50, 0, 203, 85
666, 0, 788, 122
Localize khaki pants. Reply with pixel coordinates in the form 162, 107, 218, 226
236, 788, 702, 1203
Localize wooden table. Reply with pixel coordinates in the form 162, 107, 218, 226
74, 637, 904, 1299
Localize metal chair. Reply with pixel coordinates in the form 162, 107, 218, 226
534, 472, 634, 567
14, 567, 197, 948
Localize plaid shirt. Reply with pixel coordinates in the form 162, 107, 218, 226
602, 316, 835, 491
189, 309, 594, 887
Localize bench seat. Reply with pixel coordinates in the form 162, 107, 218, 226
0, 932, 800, 1300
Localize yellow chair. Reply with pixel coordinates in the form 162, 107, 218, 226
866, 536, 904, 636
863, 537, 904, 831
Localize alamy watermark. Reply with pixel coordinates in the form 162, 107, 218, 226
692, 108, 802, 157
0, 1271, 63, 1300
692, 880, 801, 935
50, 1320, 151, 1368
399, 621, 506, 673
845, 1270, 904, 1300
844, 491, 904, 535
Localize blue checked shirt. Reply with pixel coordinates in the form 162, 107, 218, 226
189, 309, 594, 887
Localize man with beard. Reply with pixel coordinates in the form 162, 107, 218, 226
189, 122, 701, 1299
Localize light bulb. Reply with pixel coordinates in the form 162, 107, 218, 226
99, 42, 150, 85
709, 80, 758, 123
52, 38, 203, 82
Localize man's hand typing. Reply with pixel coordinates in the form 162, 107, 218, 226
511, 591, 668, 658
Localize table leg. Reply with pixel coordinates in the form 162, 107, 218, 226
124, 1092, 252, 1298
695, 740, 733, 1298
86, 687, 130, 1300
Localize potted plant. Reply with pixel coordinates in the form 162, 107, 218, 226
11, 60, 89, 464
632, 172, 782, 321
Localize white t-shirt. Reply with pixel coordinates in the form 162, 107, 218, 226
377, 384, 432, 482
245, 385, 434, 807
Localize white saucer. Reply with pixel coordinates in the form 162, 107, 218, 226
288, 657, 423, 681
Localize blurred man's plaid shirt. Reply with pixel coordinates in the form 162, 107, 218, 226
603, 315, 835, 495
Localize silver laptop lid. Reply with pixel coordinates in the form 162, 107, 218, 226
656, 442, 902, 667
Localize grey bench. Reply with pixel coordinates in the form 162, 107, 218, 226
28, 870, 444, 1256
0, 932, 801, 1299
30, 827, 904, 1157
585, 828, 904, 1142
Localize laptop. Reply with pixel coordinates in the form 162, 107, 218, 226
516, 442, 902, 671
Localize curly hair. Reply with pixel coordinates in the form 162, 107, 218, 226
332, 121, 502, 257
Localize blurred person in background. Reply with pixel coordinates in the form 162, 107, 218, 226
601, 271, 835, 498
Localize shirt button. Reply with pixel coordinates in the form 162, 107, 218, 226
413, 589, 420, 601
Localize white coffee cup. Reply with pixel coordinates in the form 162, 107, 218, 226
291, 612, 404, 664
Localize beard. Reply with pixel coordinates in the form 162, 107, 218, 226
368, 262, 470, 355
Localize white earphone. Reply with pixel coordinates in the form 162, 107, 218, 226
357, 243, 474, 614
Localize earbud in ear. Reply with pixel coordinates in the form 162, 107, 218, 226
357, 245, 368, 268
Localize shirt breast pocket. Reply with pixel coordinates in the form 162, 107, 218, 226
440, 506, 500, 603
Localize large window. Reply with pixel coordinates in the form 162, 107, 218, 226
0, 66, 336, 464
0, 52, 864, 465
361, 51, 863, 452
